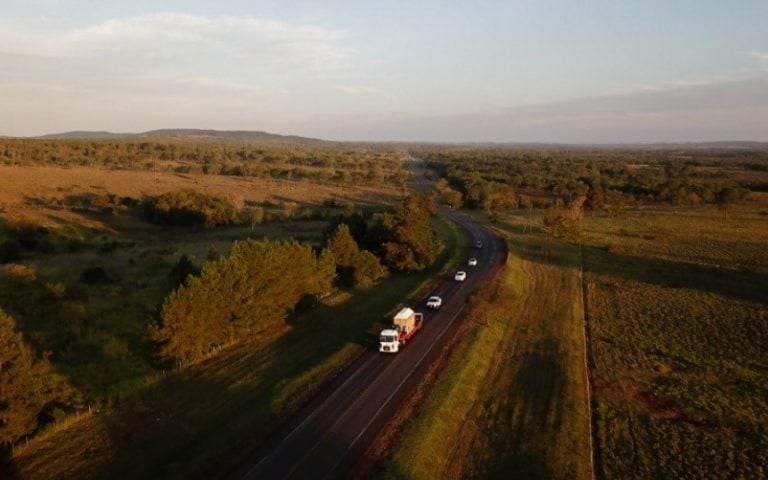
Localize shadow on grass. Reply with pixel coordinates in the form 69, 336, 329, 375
494, 221, 768, 305
1, 447, 20, 480
8, 216, 464, 480
479, 337, 563, 480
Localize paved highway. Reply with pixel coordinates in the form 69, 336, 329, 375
229, 174, 507, 480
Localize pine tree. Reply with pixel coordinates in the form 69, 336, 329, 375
152, 239, 334, 366
0, 309, 47, 446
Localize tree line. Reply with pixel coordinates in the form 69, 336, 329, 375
151, 193, 441, 366
419, 146, 766, 212
0, 139, 409, 187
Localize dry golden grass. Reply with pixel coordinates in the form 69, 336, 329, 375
0, 165, 402, 228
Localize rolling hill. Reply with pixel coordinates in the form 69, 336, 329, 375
38, 128, 329, 145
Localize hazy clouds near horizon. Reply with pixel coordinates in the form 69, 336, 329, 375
1, 1, 767, 142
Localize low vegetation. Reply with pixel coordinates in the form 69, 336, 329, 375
582, 206, 768, 479
390, 145, 768, 479
142, 189, 240, 228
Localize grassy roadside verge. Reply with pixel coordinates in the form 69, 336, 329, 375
8, 216, 466, 480
382, 212, 591, 480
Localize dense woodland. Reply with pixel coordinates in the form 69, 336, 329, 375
418, 146, 767, 211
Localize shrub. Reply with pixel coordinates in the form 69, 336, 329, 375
142, 189, 238, 228
324, 224, 386, 288
168, 254, 200, 286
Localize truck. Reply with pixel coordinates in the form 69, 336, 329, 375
379, 307, 424, 353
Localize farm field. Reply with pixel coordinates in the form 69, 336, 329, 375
383, 213, 591, 480
581, 206, 768, 479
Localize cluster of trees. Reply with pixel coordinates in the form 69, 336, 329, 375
151, 239, 335, 366
374, 194, 443, 271
434, 178, 463, 208
543, 196, 586, 243
0, 215, 58, 263
0, 139, 409, 187
151, 193, 441, 365
142, 189, 239, 228
418, 146, 767, 211
324, 224, 386, 288
327, 194, 444, 272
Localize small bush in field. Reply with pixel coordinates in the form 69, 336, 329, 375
142, 189, 238, 228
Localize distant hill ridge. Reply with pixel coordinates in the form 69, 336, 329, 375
24, 130, 768, 150
37, 128, 328, 145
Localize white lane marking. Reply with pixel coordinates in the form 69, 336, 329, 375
244, 353, 379, 478
250, 200, 503, 479
323, 226, 493, 478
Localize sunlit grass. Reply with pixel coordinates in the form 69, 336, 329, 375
584, 205, 768, 479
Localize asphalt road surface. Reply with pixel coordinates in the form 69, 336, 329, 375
229, 176, 507, 480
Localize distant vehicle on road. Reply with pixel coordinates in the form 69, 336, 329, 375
426, 296, 442, 309
454, 271, 467, 281
475, 240, 483, 248
468, 257, 478, 266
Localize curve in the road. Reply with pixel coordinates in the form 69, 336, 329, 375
229, 181, 507, 480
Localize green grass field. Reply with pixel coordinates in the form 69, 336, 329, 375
382, 203, 768, 479
581, 205, 768, 479
7, 215, 465, 480
383, 212, 592, 480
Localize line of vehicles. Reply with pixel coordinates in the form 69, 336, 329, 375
379, 240, 483, 353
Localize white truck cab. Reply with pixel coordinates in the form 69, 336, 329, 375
379, 327, 402, 353
379, 307, 424, 353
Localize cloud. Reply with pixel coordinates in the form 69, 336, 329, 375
0, 13, 354, 69
510, 75, 768, 120
749, 50, 768, 68
336, 85, 393, 98
306, 75, 768, 142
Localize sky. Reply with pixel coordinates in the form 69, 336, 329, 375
1, 0, 767, 142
